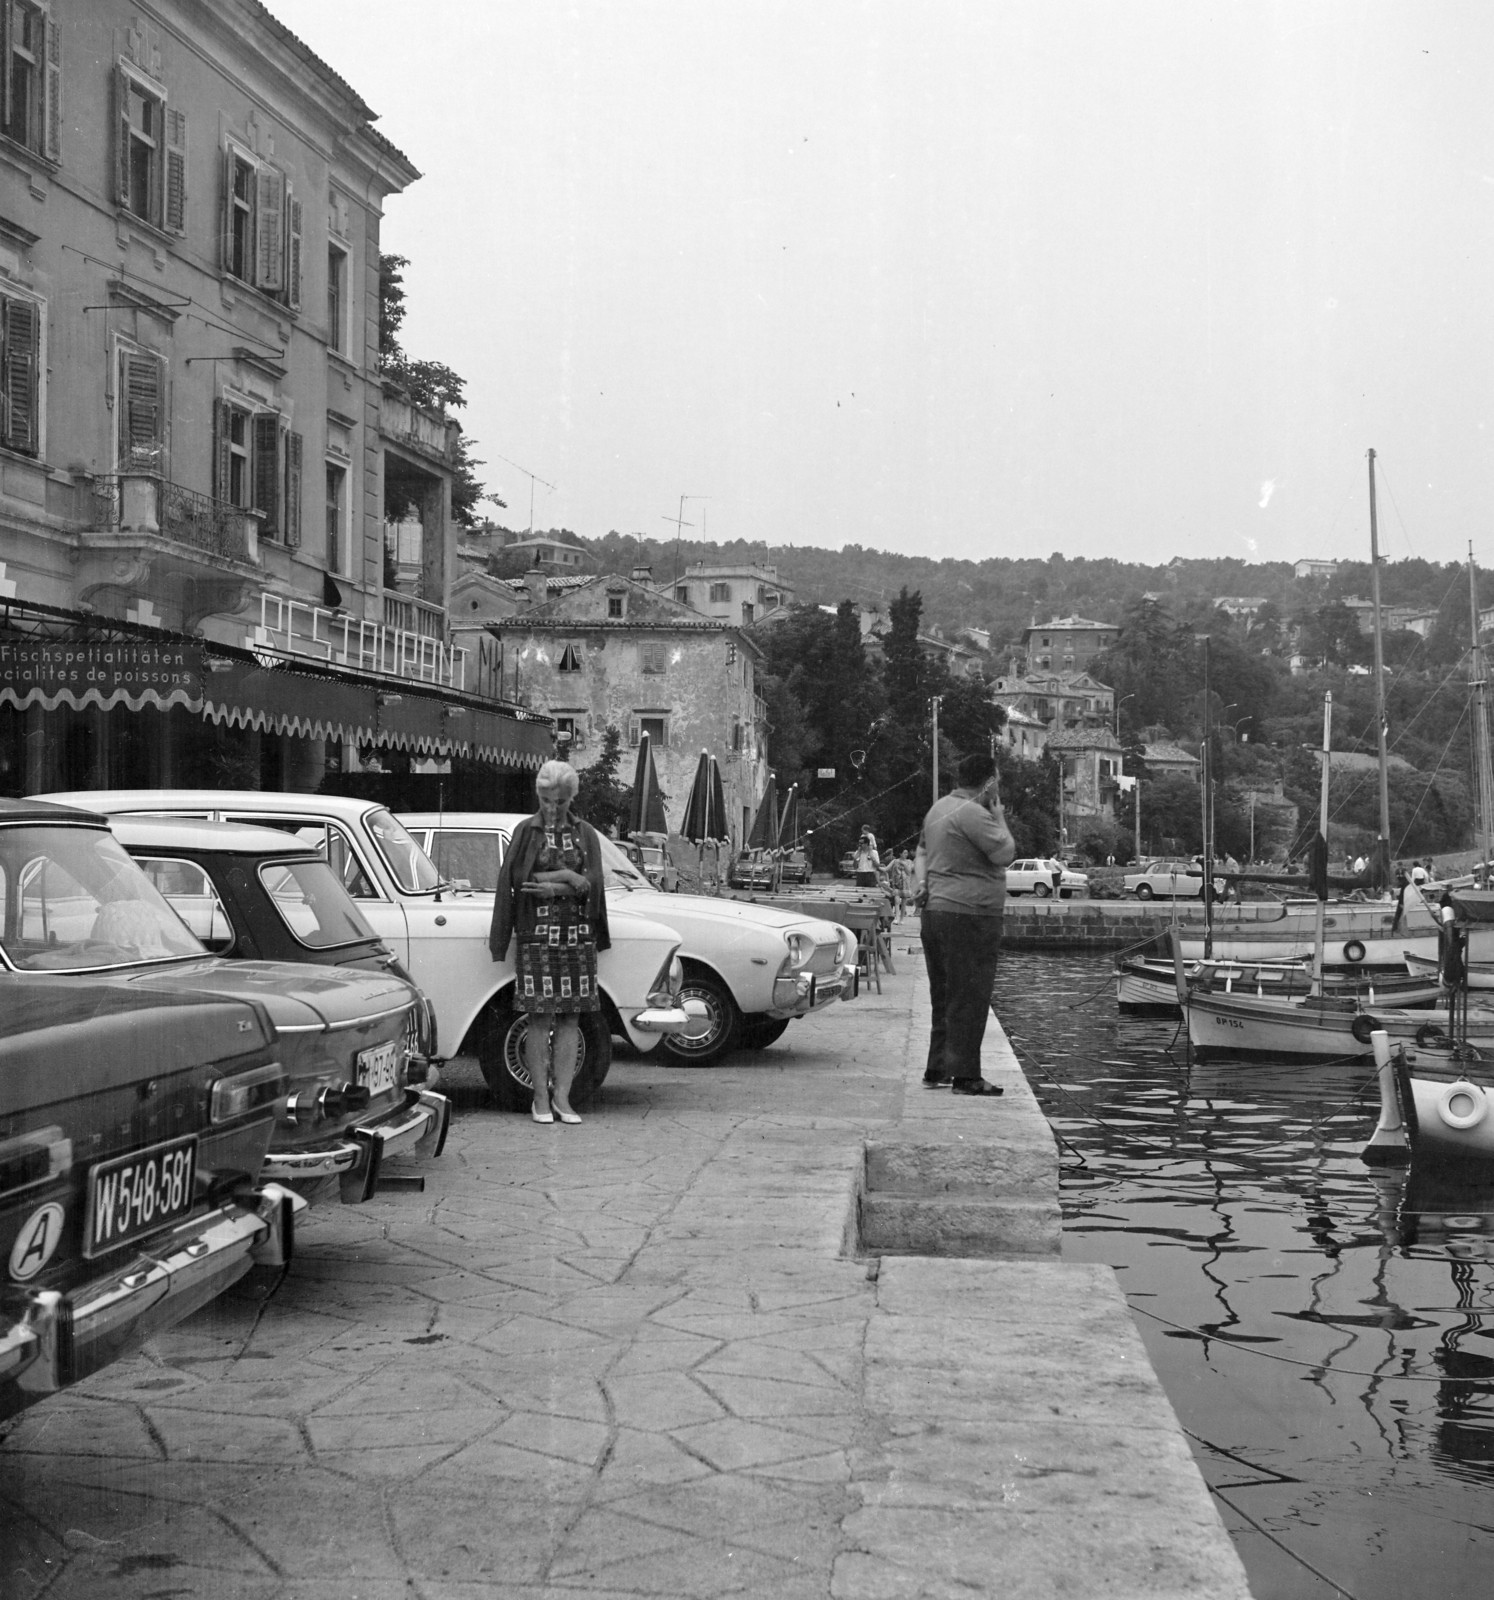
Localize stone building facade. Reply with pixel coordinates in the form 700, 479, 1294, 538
483, 574, 769, 843
0, 0, 547, 797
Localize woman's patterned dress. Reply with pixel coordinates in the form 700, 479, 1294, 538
514, 825, 600, 1015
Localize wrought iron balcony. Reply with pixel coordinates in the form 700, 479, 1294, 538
93, 473, 259, 565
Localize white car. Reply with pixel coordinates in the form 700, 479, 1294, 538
40, 790, 691, 1112
1006, 857, 1089, 899
1123, 858, 1222, 899
399, 812, 858, 1068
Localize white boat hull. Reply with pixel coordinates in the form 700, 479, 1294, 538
1186, 989, 1468, 1059
1400, 1067, 1494, 1162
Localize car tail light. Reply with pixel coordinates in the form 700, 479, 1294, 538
0, 1127, 70, 1197
210, 1064, 287, 1124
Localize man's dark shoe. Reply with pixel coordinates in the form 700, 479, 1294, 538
921, 1072, 951, 1089
950, 1078, 1004, 1096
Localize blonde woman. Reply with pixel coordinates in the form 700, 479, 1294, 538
489, 761, 611, 1123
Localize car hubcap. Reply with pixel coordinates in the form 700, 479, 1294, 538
673, 985, 725, 1053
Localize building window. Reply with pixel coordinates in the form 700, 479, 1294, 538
607, 594, 625, 619
741, 601, 754, 625
118, 346, 164, 471
325, 462, 345, 572
223, 145, 303, 307
641, 643, 666, 675
6, 3, 56, 160
327, 244, 347, 354
558, 643, 582, 673
555, 715, 576, 747
0, 291, 39, 455
639, 716, 667, 747
214, 399, 301, 545
675, 585, 690, 605
709, 582, 730, 604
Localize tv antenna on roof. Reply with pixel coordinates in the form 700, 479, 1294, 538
664, 495, 709, 586
493, 453, 557, 535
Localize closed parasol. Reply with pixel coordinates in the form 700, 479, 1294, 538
746, 773, 779, 852
626, 728, 669, 836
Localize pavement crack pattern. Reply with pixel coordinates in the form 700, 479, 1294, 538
0, 984, 930, 1598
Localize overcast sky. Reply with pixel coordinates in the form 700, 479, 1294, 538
268, 1, 1494, 571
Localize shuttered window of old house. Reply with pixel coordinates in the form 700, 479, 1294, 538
252, 412, 280, 538
118, 349, 163, 470
0, 294, 39, 456
3, 3, 58, 161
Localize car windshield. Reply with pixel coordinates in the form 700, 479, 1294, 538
259, 858, 379, 948
0, 824, 205, 971
425, 830, 508, 893
366, 808, 441, 893
597, 834, 651, 889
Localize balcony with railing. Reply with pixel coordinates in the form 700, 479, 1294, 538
379, 393, 459, 466
92, 473, 259, 565
383, 591, 447, 640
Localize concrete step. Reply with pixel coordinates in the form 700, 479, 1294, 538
860, 1191, 1061, 1256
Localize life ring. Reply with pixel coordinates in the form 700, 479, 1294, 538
1350, 1014, 1384, 1045
1415, 1023, 1451, 1048
1437, 1081, 1488, 1131
1342, 939, 1367, 964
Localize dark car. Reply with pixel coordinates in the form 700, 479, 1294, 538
0, 799, 304, 1417
101, 814, 451, 1202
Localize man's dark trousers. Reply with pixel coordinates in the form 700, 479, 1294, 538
920, 908, 1003, 1081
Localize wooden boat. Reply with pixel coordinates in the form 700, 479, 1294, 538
1186, 986, 1480, 1060
1405, 950, 1494, 989
1117, 951, 1438, 1017
1172, 895, 1441, 966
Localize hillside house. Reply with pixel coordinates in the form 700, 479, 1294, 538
671, 562, 791, 626
1021, 616, 1117, 673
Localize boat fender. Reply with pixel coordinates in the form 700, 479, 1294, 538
1437, 1080, 1488, 1131
1350, 1014, 1384, 1045
1415, 1023, 1450, 1049
1343, 939, 1367, 964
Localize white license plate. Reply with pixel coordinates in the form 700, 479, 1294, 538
85, 1136, 198, 1259
357, 1040, 400, 1096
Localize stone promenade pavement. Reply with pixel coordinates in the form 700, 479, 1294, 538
0, 931, 1250, 1600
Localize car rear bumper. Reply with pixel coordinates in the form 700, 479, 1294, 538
0, 1184, 305, 1414
262, 1089, 451, 1203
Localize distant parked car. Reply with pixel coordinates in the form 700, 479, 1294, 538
0, 798, 310, 1417
42, 790, 690, 1115
1006, 858, 1089, 899
399, 812, 857, 1068
727, 850, 777, 890
1124, 858, 1223, 899
778, 849, 811, 885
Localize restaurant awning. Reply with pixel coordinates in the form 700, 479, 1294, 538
0, 598, 552, 770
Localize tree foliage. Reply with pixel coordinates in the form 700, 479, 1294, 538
575, 725, 629, 836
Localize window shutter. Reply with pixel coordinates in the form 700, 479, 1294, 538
3, 297, 38, 455
220, 146, 235, 271
212, 398, 228, 502
120, 351, 162, 469
252, 412, 279, 536
112, 65, 130, 205
164, 108, 186, 233
284, 429, 302, 548
286, 193, 302, 310
42, 17, 60, 163
628, 720, 639, 747
255, 166, 284, 290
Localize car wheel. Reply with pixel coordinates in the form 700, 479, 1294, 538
1135, 883, 1154, 900
739, 1014, 791, 1050
660, 969, 741, 1067
1033, 882, 1052, 899
479, 1002, 612, 1111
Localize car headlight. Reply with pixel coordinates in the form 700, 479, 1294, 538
784, 931, 812, 968
834, 931, 848, 965
647, 949, 684, 1007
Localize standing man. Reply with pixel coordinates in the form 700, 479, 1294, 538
912, 751, 1015, 1096
853, 829, 881, 889
887, 848, 914, 919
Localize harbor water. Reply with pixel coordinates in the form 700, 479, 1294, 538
996, 947, 1494, 1600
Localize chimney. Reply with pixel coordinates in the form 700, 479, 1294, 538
524, 567, 548, 607
631, 564, 653, 584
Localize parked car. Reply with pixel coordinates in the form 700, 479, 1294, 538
399, 812, 858, 1067
43, 791, 689, 1113
1123, 858, 1223, 899
1006, 858, 1089, 898
0, 799, 313, 1416
726, 850, 777, 891
106, 814, 450, 1197
778, 849, 811, 885
622, 830, 676, 892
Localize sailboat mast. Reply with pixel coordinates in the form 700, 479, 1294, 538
1311, 691, 1333, 996
1467, 544, 1494, 886
1367, 449, 1393, 884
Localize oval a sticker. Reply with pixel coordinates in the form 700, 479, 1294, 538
9, 1202, 65, 1281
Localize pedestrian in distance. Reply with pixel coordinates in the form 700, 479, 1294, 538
887, 848, 914, 919
911, 750, 1015, 1097
853, 829, 881, 889
488, 759, 612, 1125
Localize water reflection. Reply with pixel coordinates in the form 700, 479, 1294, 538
997, 949, 1494, 1600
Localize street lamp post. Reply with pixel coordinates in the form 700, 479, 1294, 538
1114, 692, 1135, 739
